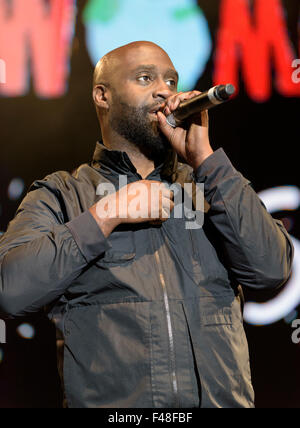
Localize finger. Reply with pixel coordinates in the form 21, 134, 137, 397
189, 109, 209, 128
163, 92, 184, 114
164, 90, 202, 115
160, 187, 174, 199
161, 195, 175, 207
201, 110, 209, 128
161, 200, 175, 219
163, 93, 182, 116
160, 206, 171, 220
157, 111, 176, 141
157, 111, 175, 136
150, 182, 173, 200
157, 112, 188, 158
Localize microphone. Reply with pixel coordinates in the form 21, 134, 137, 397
166, 84, 236, 128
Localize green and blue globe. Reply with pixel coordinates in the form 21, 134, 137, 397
83, 0, 212, 91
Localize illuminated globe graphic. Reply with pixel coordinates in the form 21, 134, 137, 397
83, 0, 212, 91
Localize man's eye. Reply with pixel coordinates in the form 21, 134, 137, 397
166, 79, 177, 88
137, 75, 151, 83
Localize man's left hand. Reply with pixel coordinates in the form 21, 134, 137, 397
157, 90, 214, 171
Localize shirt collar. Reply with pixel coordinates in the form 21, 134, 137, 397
91, 141, 178, 182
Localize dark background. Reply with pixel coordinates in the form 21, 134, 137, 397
0, 0, 299, 408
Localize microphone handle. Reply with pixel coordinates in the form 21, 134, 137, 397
166, 84, 235, 128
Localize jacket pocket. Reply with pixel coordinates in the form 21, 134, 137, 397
63, 301, 153, 408
182, 297, 255, 408
96, 226, 136, 267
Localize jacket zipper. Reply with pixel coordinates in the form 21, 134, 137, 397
152, 237, 179, 407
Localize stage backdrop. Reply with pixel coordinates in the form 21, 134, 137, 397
0, 0, 299, 408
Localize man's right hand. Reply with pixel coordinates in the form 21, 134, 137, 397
89, 180, 175, 238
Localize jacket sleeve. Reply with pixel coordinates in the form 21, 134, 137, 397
0, 181, 110, 318
193, 148, 294, 290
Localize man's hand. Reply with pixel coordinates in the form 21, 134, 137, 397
157, 90, 214, 171
89, 180, 175, 237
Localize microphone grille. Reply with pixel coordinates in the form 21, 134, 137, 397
225, 84, 236, 96
215, 84, 236, 101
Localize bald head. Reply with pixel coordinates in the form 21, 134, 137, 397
93, 41, 174, 88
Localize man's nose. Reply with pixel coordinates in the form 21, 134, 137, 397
152, 79, 174, 100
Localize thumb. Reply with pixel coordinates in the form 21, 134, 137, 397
157, 111, 176, 141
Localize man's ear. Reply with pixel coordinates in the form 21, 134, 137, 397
93, 84, 109, 110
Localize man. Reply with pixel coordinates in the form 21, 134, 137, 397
0, 41, 294, 408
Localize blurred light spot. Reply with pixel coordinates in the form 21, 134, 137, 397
244, 185, 300, 325
258, 186, 300, 213
7, 178, 25, 201
0, 348, 4, 364
17, 323, 35, 340
244, 235, 300, 325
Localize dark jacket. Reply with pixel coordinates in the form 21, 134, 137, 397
0, 142, 294, 408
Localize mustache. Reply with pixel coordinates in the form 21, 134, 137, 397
147, 102, 166, 114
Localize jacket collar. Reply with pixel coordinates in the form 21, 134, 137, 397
91, 141, 178, 182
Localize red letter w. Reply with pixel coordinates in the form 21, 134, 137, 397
0, 0, 76, 98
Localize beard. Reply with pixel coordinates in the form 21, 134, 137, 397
109, 93, 170, 164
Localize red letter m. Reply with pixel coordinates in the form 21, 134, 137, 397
0, 0, 76, 98
214, 0, 300, 101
